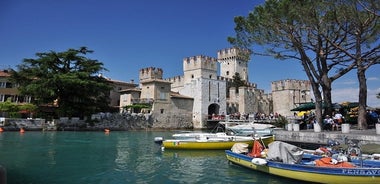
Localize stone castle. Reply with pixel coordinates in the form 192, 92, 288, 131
119, 47, 311, 129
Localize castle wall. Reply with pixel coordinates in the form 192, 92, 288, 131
227, 86, 272, 116
272, 79, 311, 117
151, 97, 194, 129
166, 75, 184, 92
179, 78, 226, 128
123, 49, 312, 129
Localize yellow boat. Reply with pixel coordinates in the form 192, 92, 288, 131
161, 134, 275, 150
226, 141, 380, 184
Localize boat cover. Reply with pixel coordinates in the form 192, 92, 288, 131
231, 143, 249, 154
266, 141, 304, 164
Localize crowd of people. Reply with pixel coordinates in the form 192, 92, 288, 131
322, 111, 344, 131
295, 111, 345, 131
295, 109, 379, 131
210, 112, 282, 121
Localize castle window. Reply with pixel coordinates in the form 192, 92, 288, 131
226, 71, 229, 76
160, 109, 164, 114
191, 74, 194, 79
209, 75, 212, 79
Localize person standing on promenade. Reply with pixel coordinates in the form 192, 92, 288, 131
333, 111, 344, 130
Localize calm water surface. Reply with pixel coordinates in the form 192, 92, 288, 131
0, 131, 300, 184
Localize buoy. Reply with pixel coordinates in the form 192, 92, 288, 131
20, 128, 25, 133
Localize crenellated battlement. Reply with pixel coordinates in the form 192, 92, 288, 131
139, 67, 163, 81
165, 75, 185, 90
183, 55, 217, 71
217, 76, 257, 88
271, 79, 310, 91
217, 47, 251, 62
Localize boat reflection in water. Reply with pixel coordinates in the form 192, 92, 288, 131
161, 149, 224, 158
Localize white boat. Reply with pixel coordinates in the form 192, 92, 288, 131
171, 131, 223, 140
222, 122, 275, 136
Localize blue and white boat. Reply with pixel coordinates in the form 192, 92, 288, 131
226, 141, 380, 184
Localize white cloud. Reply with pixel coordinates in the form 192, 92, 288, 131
340, 79, 357, 85
331, 87, 380, 108
367, 77, 379, 81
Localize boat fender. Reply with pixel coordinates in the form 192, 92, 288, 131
251, 158, 267, 165
373, 154, 380, 160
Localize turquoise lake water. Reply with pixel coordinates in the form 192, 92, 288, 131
0, 131, 300, 184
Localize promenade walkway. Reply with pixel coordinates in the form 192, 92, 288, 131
273, 125, 380, 153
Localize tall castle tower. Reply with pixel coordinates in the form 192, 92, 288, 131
271, 79, 311, 117
183, 55, 218, 83
180, 55, 226, 128
217, 47, 250, 81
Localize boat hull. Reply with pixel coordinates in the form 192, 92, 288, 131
162, 135, 274, 150
226, 150, 380, 184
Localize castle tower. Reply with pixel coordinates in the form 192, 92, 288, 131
139, 67, 171, 101
217, 47, 250, 81
183, 55, 218, 84
139, 67, 163, 82
180, 55, 226, 128
271, 79, 311, 117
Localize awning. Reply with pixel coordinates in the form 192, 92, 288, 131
290, 102, 315, 111
290, 102, 342, 111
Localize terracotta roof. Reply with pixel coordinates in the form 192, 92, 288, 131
170, 91, 193, 99
119, 88, 141, 93
0, 70, 11, 77
140, 79, 172, 84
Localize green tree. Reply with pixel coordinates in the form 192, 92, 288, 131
0, 98, 19, 117
325, 0, 379, 129
228, 0, 379, 128
232, 72, 246, 93
10, 47, 112, 118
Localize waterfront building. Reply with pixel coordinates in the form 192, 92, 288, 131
105, 77, 137, 111
0, 69, 136, 114
0, 69, 31, 104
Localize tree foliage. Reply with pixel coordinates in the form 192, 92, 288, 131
232, 72, 246, 93
0, 98, 37, 118
228, 0, 379, 128
327, 0, 380, 129
10, 47, 112, 118
0, 98, 19, 115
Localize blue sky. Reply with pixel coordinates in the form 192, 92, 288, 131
1, 0, 379, 107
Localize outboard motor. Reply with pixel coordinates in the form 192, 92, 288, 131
154, 137, 164, 145
347, 139, 361, 156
